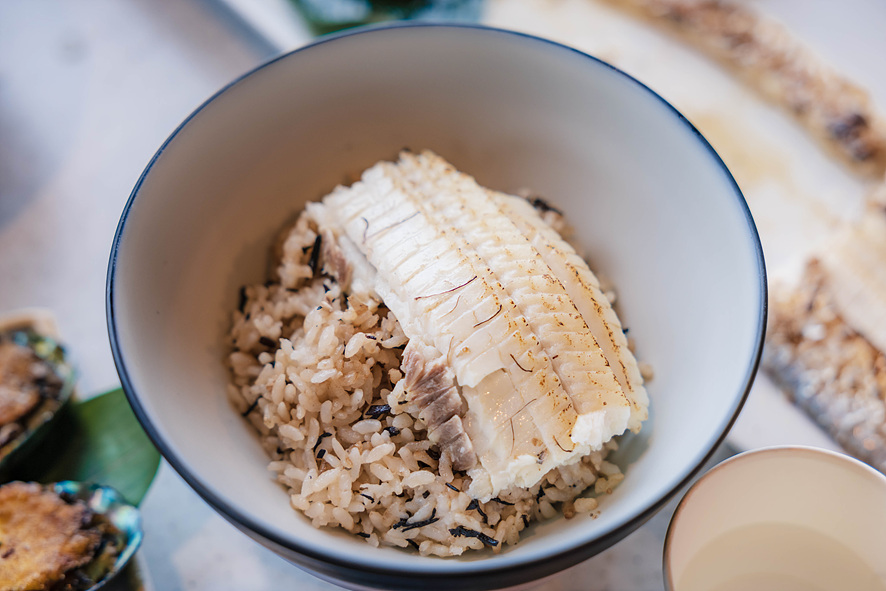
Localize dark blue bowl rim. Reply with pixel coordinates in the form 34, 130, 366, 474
106, 21, 767, 588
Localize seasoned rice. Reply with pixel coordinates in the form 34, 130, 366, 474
227, 206, 625, 556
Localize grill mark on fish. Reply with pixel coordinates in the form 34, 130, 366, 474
414, 276, 478, 300
509, 353, 532, 373
360, 217, 370, 243
444, 294, 463, 317
365, 211, 420, 240
474, 304, 503, 328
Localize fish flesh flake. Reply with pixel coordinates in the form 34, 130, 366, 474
307, 151, 647, 500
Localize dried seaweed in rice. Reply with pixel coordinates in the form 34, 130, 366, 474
312, 432, 331, 452
449, 525, 499, 547
528, 196, 563, 216
466, 499, 487, 521
391, 509, 439, 532
240, 396, 261, 418
365, 404, 391, 419
308, 234, 322, 275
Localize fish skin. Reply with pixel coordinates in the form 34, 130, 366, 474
402, 342, 477, 471
311, 151, 645, 499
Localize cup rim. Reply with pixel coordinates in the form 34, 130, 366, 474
662, 445, 886, 590
107, 21, 768, 588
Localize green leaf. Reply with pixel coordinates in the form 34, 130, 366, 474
9, 389, 160, 505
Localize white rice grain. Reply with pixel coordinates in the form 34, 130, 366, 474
353, 419, 382, 434
402, 470, 435, 488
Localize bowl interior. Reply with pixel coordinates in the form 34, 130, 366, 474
109, 25, 764, 577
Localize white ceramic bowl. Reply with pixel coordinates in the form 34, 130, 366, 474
107, 24, 765, 590
664, 447, 886, 590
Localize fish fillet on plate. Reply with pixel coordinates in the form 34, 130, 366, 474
765, 193, 886, 474
307, 150, 648, 500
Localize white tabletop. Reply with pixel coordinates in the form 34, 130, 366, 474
2, 0, 874, 589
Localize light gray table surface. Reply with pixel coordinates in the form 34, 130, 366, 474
0, 1, 838, 589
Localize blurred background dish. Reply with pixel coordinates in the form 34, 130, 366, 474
0, 308, 159, 590
0, 309, 75, 479
663, 447, 886, 590
291, 0, 483, 35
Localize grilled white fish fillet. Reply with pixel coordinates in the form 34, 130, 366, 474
308, 151, 647, 499
765, 194, 886, 475
819, 201, 886, 355
765, 260, 886, 475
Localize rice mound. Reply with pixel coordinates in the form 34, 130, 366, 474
227, 210, 625, 556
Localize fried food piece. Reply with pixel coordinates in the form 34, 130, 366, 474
0, 482, 100, 591
0, 343, 47, 426
0, 338, 66, 449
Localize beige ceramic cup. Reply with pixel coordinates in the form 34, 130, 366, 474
664, 446, 886, 591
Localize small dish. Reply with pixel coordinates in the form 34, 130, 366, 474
53, 481, 144, 591
0, 309, 76, 479
664, 446, 886, 590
